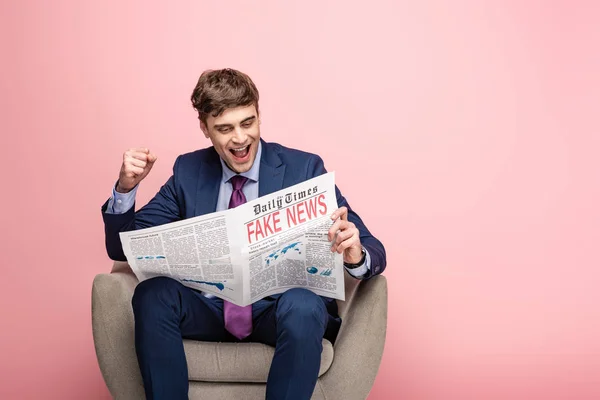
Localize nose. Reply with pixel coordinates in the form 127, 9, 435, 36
232, 127, 247, 144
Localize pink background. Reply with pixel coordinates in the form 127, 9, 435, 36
1, 1, 599, 399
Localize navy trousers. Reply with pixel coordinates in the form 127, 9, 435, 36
132, 277, 332, 400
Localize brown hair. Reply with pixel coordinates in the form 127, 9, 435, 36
190, 68, 260, 124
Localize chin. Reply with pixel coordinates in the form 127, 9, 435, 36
231, 164, 248, 173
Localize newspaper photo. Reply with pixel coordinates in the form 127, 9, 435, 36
119, 172, 345, 306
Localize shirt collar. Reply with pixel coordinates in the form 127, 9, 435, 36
220, 140, 262, 184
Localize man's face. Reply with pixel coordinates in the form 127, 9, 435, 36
200, 104, 261, 173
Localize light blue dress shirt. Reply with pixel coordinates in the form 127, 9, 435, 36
106, 141, 371, 281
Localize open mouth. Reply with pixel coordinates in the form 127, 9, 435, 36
229, 144, 250, 160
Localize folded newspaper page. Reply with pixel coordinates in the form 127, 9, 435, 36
119, 172, 345, 306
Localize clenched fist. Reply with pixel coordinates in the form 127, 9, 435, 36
116, 148, 157, 193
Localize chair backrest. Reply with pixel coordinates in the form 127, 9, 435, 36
111, 261, 134, 274
336, 270, 361, 319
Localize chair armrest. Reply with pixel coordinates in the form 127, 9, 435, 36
317, 275, 388, 400
92, 267, 145, 399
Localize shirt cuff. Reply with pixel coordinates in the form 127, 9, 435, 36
344, 247, 371, 278
106, 183, 138, 214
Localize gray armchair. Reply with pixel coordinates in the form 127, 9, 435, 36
92, 262, 387, 399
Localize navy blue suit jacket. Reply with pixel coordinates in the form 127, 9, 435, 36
102, 140, 386, 275
101, 140, 386, 341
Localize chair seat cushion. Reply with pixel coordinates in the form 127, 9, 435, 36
183, 339, 334, 383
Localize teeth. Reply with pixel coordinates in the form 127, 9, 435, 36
232, 146, 248, 152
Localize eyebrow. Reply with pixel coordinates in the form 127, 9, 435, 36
213, 116, 256, 129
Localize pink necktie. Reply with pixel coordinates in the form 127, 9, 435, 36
223, 175, 252, 339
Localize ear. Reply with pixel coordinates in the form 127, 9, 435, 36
199, 120, 210, 138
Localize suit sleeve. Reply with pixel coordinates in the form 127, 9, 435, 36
306, 155, 387, 279
101, 156, 184, 261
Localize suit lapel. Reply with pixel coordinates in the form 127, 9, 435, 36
195, 148, 222, 216
259, 140, 285, 196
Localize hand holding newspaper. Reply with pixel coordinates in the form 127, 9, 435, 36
119, 172, 345, 306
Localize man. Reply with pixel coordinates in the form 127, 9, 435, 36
102, 68, 386, 400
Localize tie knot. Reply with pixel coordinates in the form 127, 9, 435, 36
229, 175, 248, 191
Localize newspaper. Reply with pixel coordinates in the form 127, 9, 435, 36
119, 172, 345, 306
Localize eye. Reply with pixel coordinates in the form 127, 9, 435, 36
242, 122, 253, 128
218, 127, 232, 133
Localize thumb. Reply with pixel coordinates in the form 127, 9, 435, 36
147, 153, 158, 164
